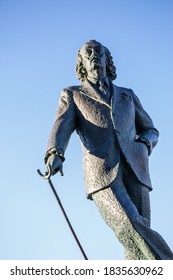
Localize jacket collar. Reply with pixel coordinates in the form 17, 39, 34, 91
80, 79, 119, 108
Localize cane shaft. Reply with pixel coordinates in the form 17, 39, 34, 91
48, 178, 88, 260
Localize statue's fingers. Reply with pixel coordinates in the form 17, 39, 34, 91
58, 166, 64, 176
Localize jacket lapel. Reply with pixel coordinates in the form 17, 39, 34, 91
110, 84, 121, 120
79, 80, 122, 111
80, 80, 112, 108
111, 84, 121, 108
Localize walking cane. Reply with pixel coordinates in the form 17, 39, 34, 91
37, 164, 88, 260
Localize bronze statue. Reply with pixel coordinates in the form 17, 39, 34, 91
44, 40, 173, 259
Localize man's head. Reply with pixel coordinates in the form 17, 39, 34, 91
76, 40, 117, 82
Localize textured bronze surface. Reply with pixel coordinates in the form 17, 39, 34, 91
45, 40, 173, 259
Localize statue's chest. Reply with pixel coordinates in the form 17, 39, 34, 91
74, 93, 112, 128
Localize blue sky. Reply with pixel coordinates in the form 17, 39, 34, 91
0, 0, 173, 260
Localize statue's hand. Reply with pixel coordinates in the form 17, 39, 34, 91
135, 137, 151, 155
46, 154, 64, 176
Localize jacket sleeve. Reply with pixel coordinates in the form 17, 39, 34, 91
131, 90, 159, 155
46, 88, 77, 156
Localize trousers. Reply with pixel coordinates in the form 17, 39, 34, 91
92, 161, 173, 260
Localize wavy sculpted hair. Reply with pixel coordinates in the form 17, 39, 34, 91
76, 40, 117, 82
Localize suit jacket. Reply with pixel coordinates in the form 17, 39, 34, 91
47, 80, 159, 198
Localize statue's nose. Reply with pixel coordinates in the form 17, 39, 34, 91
90, 49, 99, 60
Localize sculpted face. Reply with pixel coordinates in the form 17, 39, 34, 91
80, 42, 107, 82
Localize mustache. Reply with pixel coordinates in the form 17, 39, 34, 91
91, 64, 104, 70
90, 57, 100, 63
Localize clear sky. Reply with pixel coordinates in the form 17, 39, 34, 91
0, 0, 173, 260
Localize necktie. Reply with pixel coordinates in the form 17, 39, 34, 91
98, 80, 107, 95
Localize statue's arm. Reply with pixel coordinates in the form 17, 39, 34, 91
45, 88, 77, 175
131, 90, 159, 155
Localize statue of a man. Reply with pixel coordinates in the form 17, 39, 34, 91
44, 40, 173, 259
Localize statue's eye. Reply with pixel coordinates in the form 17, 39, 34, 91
95, 46, 102, 54
86, 48, 92, 56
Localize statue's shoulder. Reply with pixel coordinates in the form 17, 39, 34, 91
114, 85, 143, 106
62, 85, 81, 95
114, 84, 133, 93
113, 84, 134, 98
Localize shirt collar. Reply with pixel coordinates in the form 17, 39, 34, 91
87, 77, 110, 88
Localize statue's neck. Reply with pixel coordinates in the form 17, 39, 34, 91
87, 76, 109, 85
